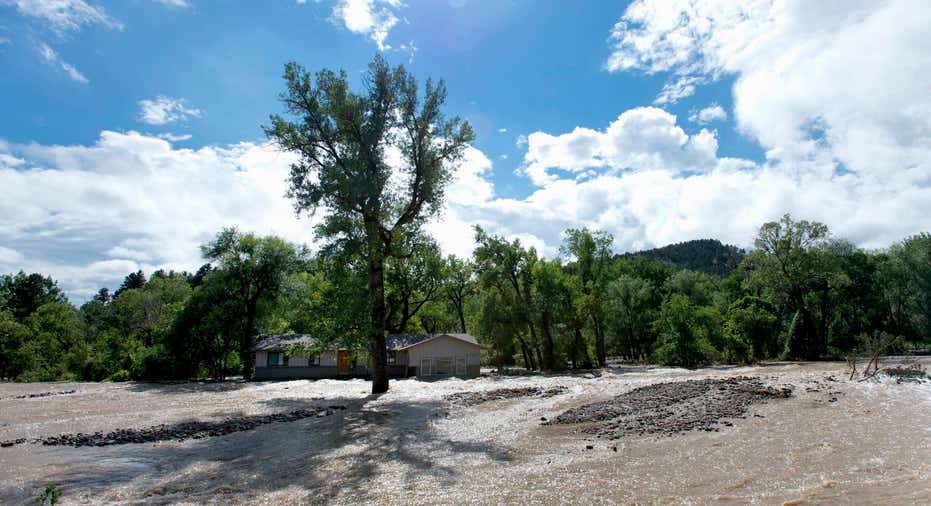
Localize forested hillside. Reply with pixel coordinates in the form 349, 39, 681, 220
620, 239, 744, 277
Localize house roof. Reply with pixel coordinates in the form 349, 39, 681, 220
386, 333, 481, 350
253, 333, 482, 353
251, 334, 319, 352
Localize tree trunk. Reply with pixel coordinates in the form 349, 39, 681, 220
540, 310, 555, 370
369, 254, 389, 394
457, 306, 467, 334
241, 296, 259, 380
592, 315, 606, 367
517, 338, 532, 370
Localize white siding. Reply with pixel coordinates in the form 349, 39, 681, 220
320, 351, 338, 366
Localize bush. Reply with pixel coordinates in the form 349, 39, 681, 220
105, 369, 131, 382
651, 295, 719, 367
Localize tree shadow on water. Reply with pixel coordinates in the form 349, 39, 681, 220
3, 393, 514, 504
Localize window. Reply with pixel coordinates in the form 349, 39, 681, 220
387, 351, 396, 365
267, 352, 288, 367
309, 355, 320, 366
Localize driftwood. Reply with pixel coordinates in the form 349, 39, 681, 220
845, 332, 901, 382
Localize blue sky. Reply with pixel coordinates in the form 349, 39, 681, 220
1, 0, 929, 300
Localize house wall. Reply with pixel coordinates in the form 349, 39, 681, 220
255, 350, 339, 368
405, 335, 481, 378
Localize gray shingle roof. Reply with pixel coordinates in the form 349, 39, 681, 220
251, 334, 319, 352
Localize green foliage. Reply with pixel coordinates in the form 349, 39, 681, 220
266, 55, 473, 393
106, 369, 131, 382
605, 275, 656, 360
199, 228, 301, 378
722, 296, 778, 362
620, 239, 744, 277
652, 295, 719, 367
37, 483, 62, 505
0, 271, 67, 321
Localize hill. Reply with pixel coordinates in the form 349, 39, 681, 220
620, 239, 745, 277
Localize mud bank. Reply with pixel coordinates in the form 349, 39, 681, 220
546, 376, 792, 438
445, 386, 568, 406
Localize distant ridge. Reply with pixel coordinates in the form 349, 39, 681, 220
620, 239, 745, 277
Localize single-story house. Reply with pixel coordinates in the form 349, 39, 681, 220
252, 333, 482, 380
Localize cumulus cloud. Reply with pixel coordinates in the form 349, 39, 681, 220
1, 0, 121, 33
606, 0, 931, 178
690, 104, 727, 124
329, 0, 405, 50
138, 96, 202, 125
0, 131, 312, 300
521, 107, 720, 186
38, 42, 88, 83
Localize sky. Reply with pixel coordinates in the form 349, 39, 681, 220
0, 0, 929, 301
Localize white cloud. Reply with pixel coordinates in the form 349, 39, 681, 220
38, 42, 88, 83
329, 0, 405, 50
0, 246, 22, 264
156, 132, 193, 142
2, 0, 121, 33
689, 104, 727, 124
515, 134, 527, 148
521, 107, 720, 186
499, 154, 508, 160
654, 76, 704, 105
498, 128, 508, 133
606, 0, 931, 180
0, 131, 312, 300
138, 96, 202, 125
151, 0, 189, 7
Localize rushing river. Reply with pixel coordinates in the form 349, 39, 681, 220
1, 360, 929, 504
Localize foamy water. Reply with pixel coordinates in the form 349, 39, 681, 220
1, 360, 928, 504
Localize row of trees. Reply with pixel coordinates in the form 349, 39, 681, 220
1, 217, 928, 382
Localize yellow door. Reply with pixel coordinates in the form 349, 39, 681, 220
337, 350, 351, 375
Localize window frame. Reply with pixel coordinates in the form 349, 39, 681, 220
266, 352, 288, 367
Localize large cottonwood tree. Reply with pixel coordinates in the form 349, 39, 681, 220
266, 56, 473, 393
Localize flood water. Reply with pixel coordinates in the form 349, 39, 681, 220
1, 360, 929, 504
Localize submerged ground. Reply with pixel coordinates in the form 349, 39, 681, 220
1, 360, 929, 505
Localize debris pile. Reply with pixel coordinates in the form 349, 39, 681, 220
445, 386, 568, 406
0, 390, 76, 401
1, 406, 347, 448
545, 376, 791, 438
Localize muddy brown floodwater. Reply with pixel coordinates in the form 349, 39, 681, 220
1, 360, 929, 505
